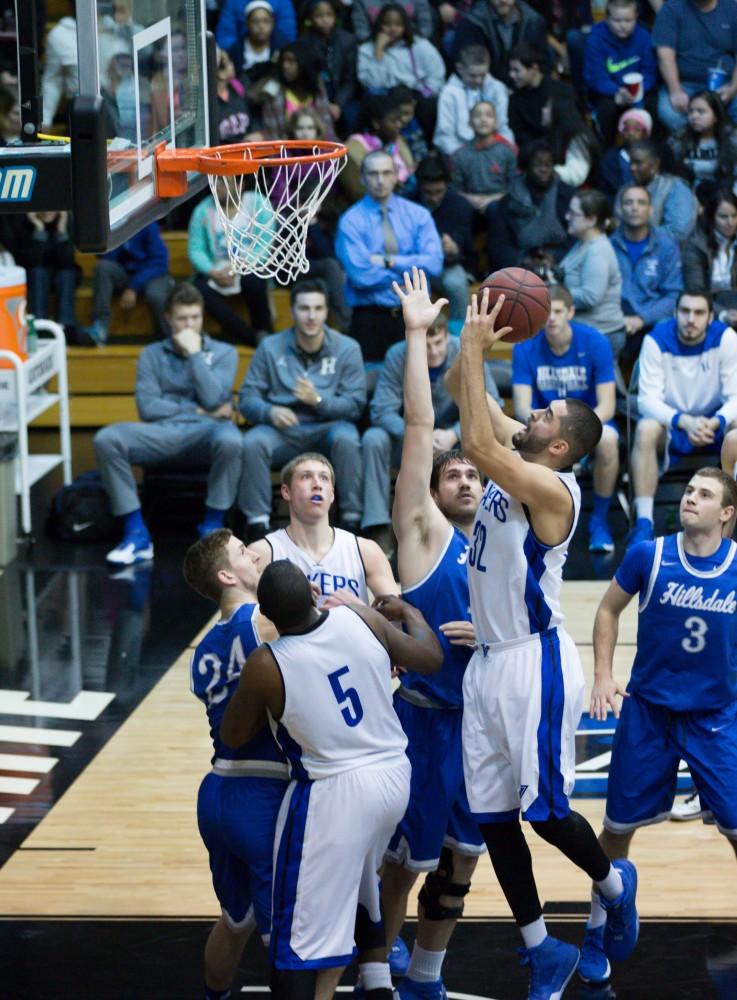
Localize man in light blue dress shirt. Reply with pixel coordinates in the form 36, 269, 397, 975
335, 151, 444, 363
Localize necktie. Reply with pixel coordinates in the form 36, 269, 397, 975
381, 205, 399, 256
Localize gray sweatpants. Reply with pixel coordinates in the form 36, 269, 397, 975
238, 421, 362, 522
93, 258, 174, 337
94, 418, 243, 516
361, 427, 403, 530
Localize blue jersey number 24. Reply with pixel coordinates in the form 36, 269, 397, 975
328, 665, 364, 727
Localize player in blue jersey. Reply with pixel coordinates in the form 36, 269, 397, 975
512, 285, 619, 553
221, 560, 444, 1000
376, 268, 485, 1000
589, 467, 737, 983
184, 529, 289, 1000
447, 290, 639, 1000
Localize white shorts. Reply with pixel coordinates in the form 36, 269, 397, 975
270, 755, 411, 969
462, 627, 584, 822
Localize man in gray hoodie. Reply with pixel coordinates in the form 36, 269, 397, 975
95, 283, 242, 566
238, 279, 367, 540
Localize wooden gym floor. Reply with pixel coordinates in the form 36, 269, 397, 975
0, 518, 735, 998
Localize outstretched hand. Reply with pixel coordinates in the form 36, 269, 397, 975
392, 267, 448, 336
461, 288, 513, 354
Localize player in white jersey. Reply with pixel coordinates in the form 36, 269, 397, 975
380, 269, 485, 1000
248, 453, 397, 606
221, 560, 443, 1000
447, 290, 639, 999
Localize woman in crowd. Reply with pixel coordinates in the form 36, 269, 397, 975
561, 188, 626, 356
597, 107, 652, 200
239, 0, 277, 87
255, 39, 335, 141
341, 93, 415, 202
0, 83, 21, 144
216, 48, 254, 144
301, 0, 358, 134
683, 188, 737, 328
357, 4, 445, 138
188, 178, 274, 346
667, 91, 737, 200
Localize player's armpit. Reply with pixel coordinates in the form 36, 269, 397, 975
481, 449, 573, 545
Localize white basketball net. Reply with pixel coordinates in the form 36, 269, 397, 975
206, 144, 346, 286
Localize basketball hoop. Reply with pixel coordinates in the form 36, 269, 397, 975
154, 140, 347, 285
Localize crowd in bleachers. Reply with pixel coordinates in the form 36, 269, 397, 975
3, 0, 737, 563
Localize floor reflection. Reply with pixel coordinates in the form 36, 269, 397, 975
0, 545, 212, 861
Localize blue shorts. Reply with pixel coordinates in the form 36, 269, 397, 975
604, 692, 737, 839
197, 772, 287, 934
385, 695, 484, 871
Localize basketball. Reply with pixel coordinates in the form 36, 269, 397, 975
478, 267, 551, 343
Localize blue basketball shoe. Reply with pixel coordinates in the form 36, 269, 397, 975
389, 937, 410, 977
398, 978, 447, 1000
519, 936, 579, 999
578, 924, 611, 984
626, 517, 653, 550
601, 859, 639, 962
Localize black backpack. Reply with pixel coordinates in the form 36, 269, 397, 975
47, 471, 116, 542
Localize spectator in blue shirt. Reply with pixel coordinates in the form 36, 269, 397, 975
653, 0, 737, 133
84, 222, 174, 345
610, 183, 683, 362
215, 0, 296, 71
512, 284, 620, 552
583, 0, 658, 144
335, 150, 443, 362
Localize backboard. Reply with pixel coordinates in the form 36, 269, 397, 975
0, 0, 215, 252
74, 0, 215, 250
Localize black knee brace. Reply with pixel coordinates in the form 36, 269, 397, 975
418, 847, 471, 921
355, 901, 386, 952
270, 967, 317, 1000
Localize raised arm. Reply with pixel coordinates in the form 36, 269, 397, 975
390, 269, 452, 580
445, 342, 523, 450
591, 579, 633, 720
458, 292, 572, 539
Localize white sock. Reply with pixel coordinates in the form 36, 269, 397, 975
520, 916, 547, 950
359, 962, 393, 992
248, 515, 270, 526
587, 888, 607, 929
407, 944, 446, 983
634, 497, 654, 523
596, 864, 624, 902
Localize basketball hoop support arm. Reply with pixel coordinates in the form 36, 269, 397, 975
16, 0, 42, 142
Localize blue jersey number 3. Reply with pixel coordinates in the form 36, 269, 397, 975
328, 665, 364, 727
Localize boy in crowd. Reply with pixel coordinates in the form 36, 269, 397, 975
451, 102, 517, 216
434, 44, 513, 156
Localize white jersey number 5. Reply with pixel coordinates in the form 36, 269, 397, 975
682, 616, 708, 654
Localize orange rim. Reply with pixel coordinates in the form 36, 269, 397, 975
154, 139, 347, 196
